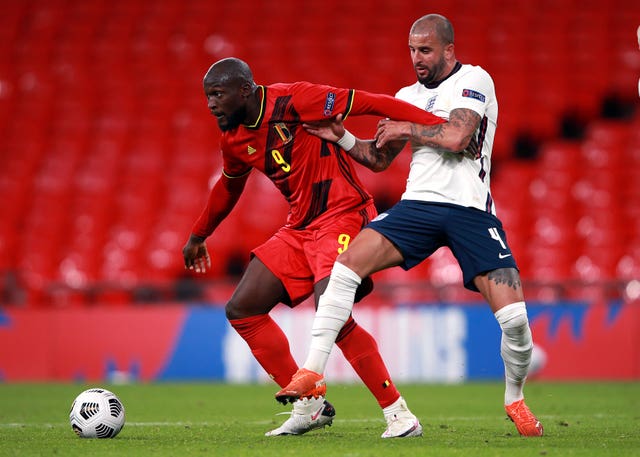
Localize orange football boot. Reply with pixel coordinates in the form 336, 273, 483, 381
275, 368, 326, 405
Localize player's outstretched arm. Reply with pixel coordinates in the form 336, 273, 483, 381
376, 107, 480, 153
304, 114, 405, 172
182, 171, 249, 274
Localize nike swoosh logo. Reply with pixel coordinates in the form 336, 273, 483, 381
310, 407, 323, 421
399, 420, 419, 437
499, 253, 512, 259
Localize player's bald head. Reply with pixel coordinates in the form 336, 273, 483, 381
203, 57, 255, 88
410, 14, 454, 45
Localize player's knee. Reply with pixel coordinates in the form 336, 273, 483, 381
496, 302, 533, 354
496, 302, 530, 333
224, 299, 242, 320
335, 249, 355, 269
225, 297, 261, 320
336, 242, 368, 271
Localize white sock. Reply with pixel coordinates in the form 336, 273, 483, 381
382, 396, 407, 418
494, 301, 533, 405
303, 262, 361, 373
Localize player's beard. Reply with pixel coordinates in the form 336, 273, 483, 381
416, 55, 447, 87
218, 106, 247, 132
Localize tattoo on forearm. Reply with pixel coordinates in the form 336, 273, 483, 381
451, 109, 481, 154
345, 142, 374, 167
449, 108, 480, 132
347, 140, 401, 171
410, 108, 481, 153
410, 123, 444, 149
487, 268, 521, 290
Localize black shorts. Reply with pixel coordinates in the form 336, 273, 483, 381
367, 200, 518, 291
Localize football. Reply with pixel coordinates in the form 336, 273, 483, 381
69, 388, 126, 438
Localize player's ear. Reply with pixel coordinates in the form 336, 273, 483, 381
240, 82, 253, 99
444, 43, 455, 60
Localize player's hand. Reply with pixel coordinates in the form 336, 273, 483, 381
375, 119, 411, 148
183, 234, 211, 274
303, 113, 346, 143
463, 136, 480, 159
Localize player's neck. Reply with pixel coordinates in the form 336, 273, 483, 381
423, 61, 461, 89
245, 85, 264, 127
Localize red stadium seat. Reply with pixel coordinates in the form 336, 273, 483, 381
1, 0, 637, 306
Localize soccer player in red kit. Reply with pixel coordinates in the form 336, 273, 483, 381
182, 57, 444, 437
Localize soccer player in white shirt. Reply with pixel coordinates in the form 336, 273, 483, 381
277, 13, 544, 438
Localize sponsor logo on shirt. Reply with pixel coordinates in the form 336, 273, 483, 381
323, 92, 336, 116
462, 89, 485, 102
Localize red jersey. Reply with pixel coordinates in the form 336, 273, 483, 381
193, 82, 443, 235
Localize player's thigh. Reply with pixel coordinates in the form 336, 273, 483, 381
356, 200, 445, 275
473, 268, 525, 313
445, 206, 520, 292
337, 228, 404, 278
252, 228, 316, 308
226, 256, 287, 319
308, 210, 371, 281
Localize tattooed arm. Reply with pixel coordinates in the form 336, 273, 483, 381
303, 114, 407, 172
375, 107, 481, 154
346, 138, 406, 172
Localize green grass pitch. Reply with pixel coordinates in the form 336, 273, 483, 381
0, 382, 638, 456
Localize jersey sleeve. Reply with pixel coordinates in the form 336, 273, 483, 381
191, 171, 249, 238
220, 136, 252, 178
348, 89, 444, 125
191, 138, 251, 238
451, 67, 494, 117
287, 81, 444, 126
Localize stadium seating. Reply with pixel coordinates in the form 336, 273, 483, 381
0, 0, 638, 305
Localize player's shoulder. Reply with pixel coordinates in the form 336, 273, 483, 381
395, 81, 423, 99
269, 81, 317, 92
269, 81, 340, 103
266, 82, 291, 94
457, 64, 494, 83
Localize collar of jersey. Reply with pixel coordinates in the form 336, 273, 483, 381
245, 85, 266, 129
422, 61, 462, 89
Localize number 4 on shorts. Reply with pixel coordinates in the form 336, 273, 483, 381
488, 227, 507, 250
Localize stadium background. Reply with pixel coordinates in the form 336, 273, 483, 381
0, 0, 639, 382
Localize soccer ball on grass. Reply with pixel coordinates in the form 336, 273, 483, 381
69, 388, 125, 438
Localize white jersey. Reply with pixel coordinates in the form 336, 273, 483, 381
396, 63, 498, 214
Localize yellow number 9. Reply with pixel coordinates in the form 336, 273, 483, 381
271, 149, 291, 172
337, 233, 350, 254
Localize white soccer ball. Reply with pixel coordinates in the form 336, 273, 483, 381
69, 388, 126, 438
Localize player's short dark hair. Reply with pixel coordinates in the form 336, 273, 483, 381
204, 57, 255, 88
411, 14, 454, 45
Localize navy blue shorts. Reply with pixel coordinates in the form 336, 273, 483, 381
367, 200, 518, 291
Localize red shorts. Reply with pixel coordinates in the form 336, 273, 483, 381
252, 205, 376, 307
